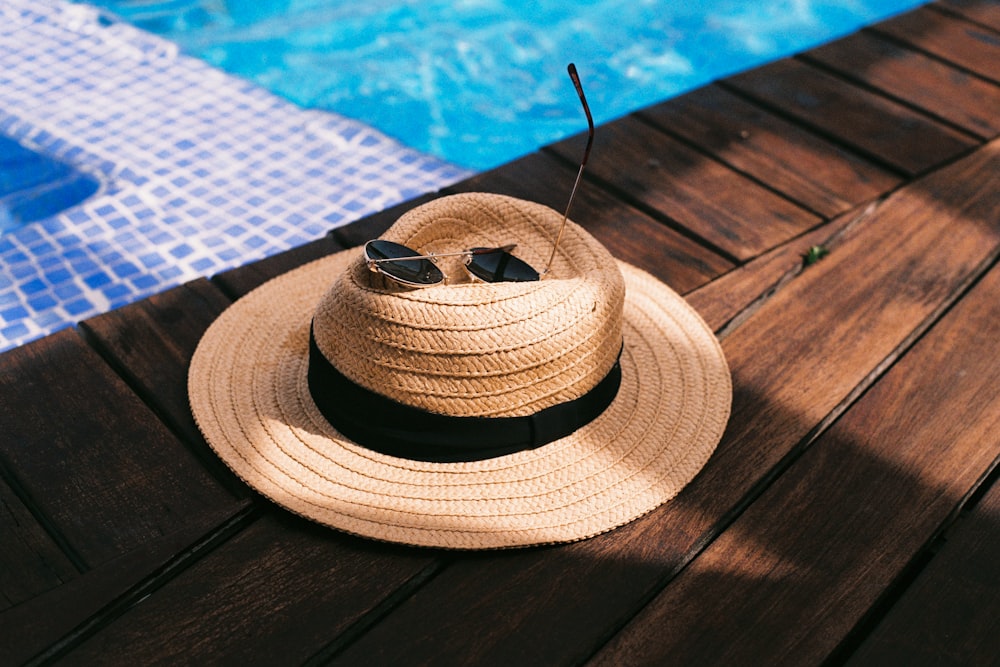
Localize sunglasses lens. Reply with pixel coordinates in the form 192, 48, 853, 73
365, 239, 444, 287
466, 248, 540, 283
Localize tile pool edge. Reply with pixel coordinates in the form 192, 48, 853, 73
0, 0, 471, 352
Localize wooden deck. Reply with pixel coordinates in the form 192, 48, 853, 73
3, 1, 999, 664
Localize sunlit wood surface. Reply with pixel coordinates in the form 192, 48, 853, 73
3, 1, 999, 664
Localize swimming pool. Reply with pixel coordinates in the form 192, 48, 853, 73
78, 0, 930, 170
1, 0, 930, 354
1, 1, 468, 351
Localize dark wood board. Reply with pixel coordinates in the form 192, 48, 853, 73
80, 279, 236, 485
848, 454, 1000, 665
806, 30, 1000, 139
0, 329, 244, 569
873, 6, 1000, 83
587, 227, 1000, 667
937, 0, 1000, 32
0, 504, 248, 666
0, 476, 78, 611
725, 58, 977, 175
687, 200, 877, 331
62, 511, 440, 665
546, 114, 821, 262
447, 151, 734, 293
324, 137, 1000, 667
639, 84, 900, 217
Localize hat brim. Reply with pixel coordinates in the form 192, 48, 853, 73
189, 249, 731, 549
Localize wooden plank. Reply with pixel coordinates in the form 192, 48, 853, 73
546, 114, 821, 261
60, 512, 440, 665
81, 279, 238, 488
848, 458, 1000, 665
938, 0, 1000, 32
447, 151, 734, 293
588, 235, 1000, 667
0, 477, 78, 611
807, 30, 1000, 139
0, 505, 247, 666
687, 200, 878, 331
725, 58, 977, 175
0, 329, 243, 568
639, 84, 900, 217
324, 137, 1000, 667
873, 6, 1000, 83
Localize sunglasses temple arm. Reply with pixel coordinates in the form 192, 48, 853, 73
543, 63, 594, 277
543, 164, 584, 276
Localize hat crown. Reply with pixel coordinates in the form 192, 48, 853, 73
312, 193, 625, 418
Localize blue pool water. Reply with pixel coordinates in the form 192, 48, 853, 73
78, 0, 929, 170
1, 136, 102, 234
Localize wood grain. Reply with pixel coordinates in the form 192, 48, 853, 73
0, 504, 248, 666
0, 477, 78, 611
547, 114, 821, 261
326, 136, 1000, 667
81, 279, 235, 482
848, 451, 1000, 665
0, 329, 243, 569
873, 6, 1000, 83
639, 84, 900, 217
3, 6, 998, 664
937, 0, 1000, 32
62, 512, 439, 665
806, 30, 1000, 139
687, 200, 877, 331
588, 224, 1000, 667
725, 58, 977, 175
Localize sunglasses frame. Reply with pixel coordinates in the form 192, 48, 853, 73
364, 63, 594, 289
364, 241, 538, 288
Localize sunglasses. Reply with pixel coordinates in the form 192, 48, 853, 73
365, 63, 595, 289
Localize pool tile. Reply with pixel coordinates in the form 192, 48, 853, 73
0, 0, 470, 352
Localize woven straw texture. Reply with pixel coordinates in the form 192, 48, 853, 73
189, 193, 731, 549
315, 193, 624, 417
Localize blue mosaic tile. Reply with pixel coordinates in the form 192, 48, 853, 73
45, 268, 73, 284
53, 284, 82, 300
111, 261, 140, 278
191, 257, 215, 272
138, 252, 166, 269
169, 243, 194, 259
28, 294, 58, 311
11, 264, 37, 280
102, 284, 131, 300
1, 322, 31, 339
1, 305, 30, 323
35, 310, 64, 328
131, 274, 159, 290
84, 272, 112, 289
21, 278, 48, 294
64, 298, 96, 316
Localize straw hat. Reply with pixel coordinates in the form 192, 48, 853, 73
189, 193, 730, 549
